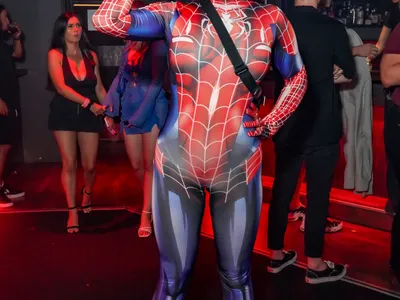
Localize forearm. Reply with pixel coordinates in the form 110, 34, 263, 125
376, 26, 392, 56
12, 39, 23, 58
96, 86, 107, 104
56, 85, 89, 105
263, 67, 307, 136
334, 75, 352, 84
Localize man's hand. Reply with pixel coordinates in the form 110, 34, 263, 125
354, 44, 379, 59
12, 24, 22, 40
333, 65, 343, 80
0, 98, 9, 116
243, 102, 271, 138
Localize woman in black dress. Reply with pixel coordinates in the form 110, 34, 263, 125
48, 12, 107, 233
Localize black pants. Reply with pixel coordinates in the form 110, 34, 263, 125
268, 143, 339, 258
385, 98, 400, 214
384, 99, 400, 271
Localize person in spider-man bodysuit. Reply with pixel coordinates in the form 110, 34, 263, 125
93, 0, 307, 298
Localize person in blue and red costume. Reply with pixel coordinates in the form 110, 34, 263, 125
103, 1, 169, 238
93, 0, 307, 298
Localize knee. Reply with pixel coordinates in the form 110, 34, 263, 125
82, 163, 96, 175
130, 160, 142, 173
62, 158, 77, 173
219, 268, 250, 290
143, 159, 154, 173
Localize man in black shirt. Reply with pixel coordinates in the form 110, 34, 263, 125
0, 4, 25, 207
267, 0, 355, 284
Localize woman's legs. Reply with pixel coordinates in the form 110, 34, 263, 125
77, 132, 100, 213
53, 131, 78, 233
140, 125, 160, 232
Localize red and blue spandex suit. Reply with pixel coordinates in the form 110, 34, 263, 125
93, 1, 307, 298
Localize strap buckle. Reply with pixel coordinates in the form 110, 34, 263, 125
234, 64, 249, 76
253, 87, 262, 98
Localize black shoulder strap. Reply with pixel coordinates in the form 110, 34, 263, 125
199, 0, 263, 107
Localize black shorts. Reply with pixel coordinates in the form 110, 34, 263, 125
0, 115, 15, 145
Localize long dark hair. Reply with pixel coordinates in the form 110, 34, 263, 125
49, 12, 95, 61
47, 12, 95, 91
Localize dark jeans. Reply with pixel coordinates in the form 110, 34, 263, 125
268, 143, 339, 258
384, 99, 400, 271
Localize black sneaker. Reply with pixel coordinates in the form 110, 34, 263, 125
1, 183, 25, 199
305, 261, 347, 284
267, 250, 297, 274
0, 190, 13, 208
288, 205, 305, 222
300, 218, 343, 233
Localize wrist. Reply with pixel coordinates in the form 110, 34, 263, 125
81, 98, 91, 108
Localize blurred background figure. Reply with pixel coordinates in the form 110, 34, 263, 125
0, 4, 25, 208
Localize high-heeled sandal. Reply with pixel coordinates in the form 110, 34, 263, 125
81, 186, 92, 214
67, 206, 79, 233
138, 210, 153, 238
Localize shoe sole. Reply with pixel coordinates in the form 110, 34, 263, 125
6, 192, 25, 199
288, 213, 305, 222
267, 252, 297, 274
305, 267, 347, 284
300, 223, 343, 233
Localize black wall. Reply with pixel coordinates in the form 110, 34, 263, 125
3, 0, 63, 162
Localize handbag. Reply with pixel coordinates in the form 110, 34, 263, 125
199, 0, 263, 108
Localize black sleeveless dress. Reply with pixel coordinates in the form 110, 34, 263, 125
48, 52, 103, 133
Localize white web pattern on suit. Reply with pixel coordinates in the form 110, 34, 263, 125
155, 2, 267, 199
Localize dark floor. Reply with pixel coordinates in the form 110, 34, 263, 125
3, 143, 399, 297
0, 210, 396, 300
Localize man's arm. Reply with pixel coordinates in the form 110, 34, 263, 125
333, 25, 355, 82
381, 25, 400, 88
244, 7, 307, 138
92, 0, 173, 40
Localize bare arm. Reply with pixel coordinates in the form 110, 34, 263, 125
12, 39, 23, 59
92, 52, 107, 104
11, 25, 23, 58
376, 26, 393, 57
48, 49, 89, 105
334, 75, 352, 84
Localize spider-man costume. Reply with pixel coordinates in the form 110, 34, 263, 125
93, 1, 307, 298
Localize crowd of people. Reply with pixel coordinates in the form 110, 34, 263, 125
0, 0, 399, 298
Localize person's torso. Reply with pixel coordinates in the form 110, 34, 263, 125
146, 1, 287, 182
277, 7, 343, 147
60, 51, 98, 97
0, 38, 19, 106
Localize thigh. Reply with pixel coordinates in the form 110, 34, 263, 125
124, 131, 143, 167
142, 125, 159, 168
304, 144, 339, 202
152, 165, 205, 295
272, 147, 303, 204
77, 132, 99, 168
209, 166, 262, 273
53, 131, 77, 164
